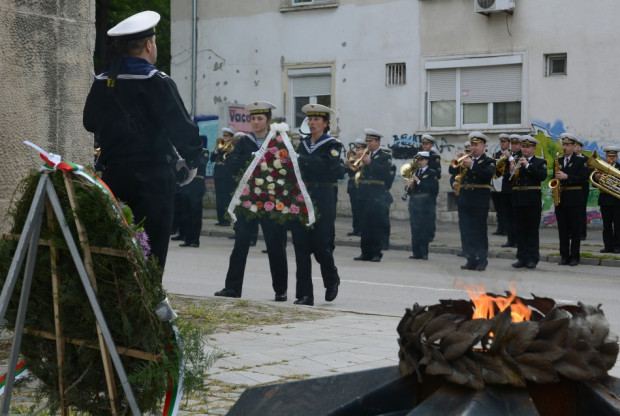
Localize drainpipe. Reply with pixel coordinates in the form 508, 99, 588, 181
191, 0, 197, 119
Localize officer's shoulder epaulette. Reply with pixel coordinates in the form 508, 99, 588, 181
156, 71, 170, 79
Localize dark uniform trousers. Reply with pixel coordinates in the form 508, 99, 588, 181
408, 168, 439, 258
511, 156, 548, 265
598, 161, 620, 252
359, 186, 390, 258
347, 175, 360, 234
555, 154, 588, 262
178, 176, 205, 244
457, 156, 495, 268
215, 176, 235, 224
290, 184, 340, 299
102, 162, 175, 268
224, 215, 288, 296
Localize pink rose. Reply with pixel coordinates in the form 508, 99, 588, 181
264, 201, 275, 211
296, 194, 305, 202
241, 187, 250, 196
269, 147, 278, 155
289, 204, 300, 214
242, 200, 252, 208
259, 156, 266, 164
277, 136, 283, 143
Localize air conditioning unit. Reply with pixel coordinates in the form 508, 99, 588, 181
475, 0, 515, 14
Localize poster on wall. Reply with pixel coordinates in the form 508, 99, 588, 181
195, 115, 219, 178
227, 105, 252, 134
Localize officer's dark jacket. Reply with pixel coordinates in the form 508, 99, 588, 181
408, 167, 439, 198
511, 156, 547, 207
210, 145, 235, 179
357, 149, 392, 199
297, 134, 344, 184
429, 153, 442, 179
226, 133, 261, 179
597, 161, 620, 206
83, 57, 202, 168
457, 154, 496, 208
556, 154, 588, 207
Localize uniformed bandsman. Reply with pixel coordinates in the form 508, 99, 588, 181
406, 151, 439, 260
573, 136, 591, 240
83, 11, 203, 271
421, 134, 441, 242
554, 133, 589, 266
211, 127, 237, 226
596, 145, 620, 253
353, 128, 392, 262
345, 138, 366, 236
509, 135, 548, 269
491, 134, 511, 236
289, 104, 342, 306
457, 132, 496, 271
214, 101, 288, 300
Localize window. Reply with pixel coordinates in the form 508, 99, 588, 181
287, 67, 333, 132
386, 63, 406, 86
425, 56, 523, 129
545, 53, 567, 76
281, 0, 338, 11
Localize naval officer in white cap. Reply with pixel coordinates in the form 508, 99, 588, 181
83, 10, 203, 272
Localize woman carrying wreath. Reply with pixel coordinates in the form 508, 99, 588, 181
289, 104, 343, 306
214, 101, 289, 301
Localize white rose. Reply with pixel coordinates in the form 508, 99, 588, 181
255, 178, 264, 186
267, 183, 276, 190
279, 169, 287, 176
266, 176, 274, 182
261, 162, 268, 171
277, 179, 285, 185
281, 206, 289, 214
273, 160, 282, 169
254, 187, 262, 194
268, 190, 275, 195
250, 205, 258, 212
283, 190, 289, 196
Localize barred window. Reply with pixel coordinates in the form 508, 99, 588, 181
386, 63, 406, 86
545, 53, 567, 76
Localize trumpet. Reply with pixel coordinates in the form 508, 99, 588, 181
350, 148, 370, 172
450, 153, 471, 169
216, 137, 235, 159
345, 149, 357, 165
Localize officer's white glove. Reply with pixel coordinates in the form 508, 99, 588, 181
175, 159, 197, 186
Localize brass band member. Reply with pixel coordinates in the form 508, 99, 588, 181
554, 133, 589, 266
509, 135, 548, 269
345, 138, 367, 236
406, 151, 439, 260
211, 127, 237, 226
573, 137, 591, 240
421, 134, 441, 242
596, 145, 620, 253
353, 128, 393, 262
491, 134, 511, 237
457, 132, 496, 271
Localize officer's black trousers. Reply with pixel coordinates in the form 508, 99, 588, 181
458, 205, 489, 266
513, 204, 541, 265
601, 205, 620, 251
555, 205, 582, 261
214, 177, 235, 224
224, 215, 287, 296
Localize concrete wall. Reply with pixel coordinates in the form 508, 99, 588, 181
0, 1, 95, 230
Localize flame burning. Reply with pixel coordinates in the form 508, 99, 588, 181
457, 282, 532, 323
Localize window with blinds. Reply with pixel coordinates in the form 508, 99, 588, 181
386, 63, 406, 86
427, 63, 523, 129
288, 67, 332, 130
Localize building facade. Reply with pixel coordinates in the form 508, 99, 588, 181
172, 0, 620, 222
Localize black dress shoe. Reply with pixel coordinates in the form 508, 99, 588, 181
474, 261, 488, 271
347, 231, 360, 236
501, 241, 516, 248
354, 255, 370, 261
189, 242, 200, 248
370, 255, 382, 262
214, 222, 223, 226
421, 255, 428, 260
179, 241, 191, 247
261, 249, 269, 253
325, 284, 338, 302
460, 262, 476, 270
492, 230, 504, 236
274, 293, 287, 302
526, 262, 536, 269
558, 258, 569, 265
171, 234, 185, 241
249, 240, 257, 247
569, 259, 579, 266
456, 251, 465, 257
294, 296, 314, 306
512, 261, 526, 268
214, 288, 241, 298
600, 248, 614, 253
409, 255, 420, 259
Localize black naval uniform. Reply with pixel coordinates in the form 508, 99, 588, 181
498, 150, 521, 246
177, 148, 208, 247
408, 166, 439, 259
511, 155, 547, 267
427, 151, 442, 241
577, 153, 592, 240
210, 144, 236, 226
83, 57, 202, 270
356, 148, 393, 261
222, 133, 288, 296
597, 160, 620, 253
290, 134, 343, 302
554, 154, 588, 265
457, 154, 496, 270
345, 164, 361, 235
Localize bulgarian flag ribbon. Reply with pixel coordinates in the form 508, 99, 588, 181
0, 360, 28, 397
161, 324, 184, 416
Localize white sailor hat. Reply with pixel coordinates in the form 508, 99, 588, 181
222, 127, 236, 136
464, 141, 471, 149
354, 138, 367, 147
301, 104, 335, 119
509, 134, 521, 142
603, 145, 619, 156
467, 131, 488, 144
421, 134, 436, 144
107, 11, 161, 40
572, 136, 585, 146
417, 151, 430, 159
233, 132, 246, 138
559, 133, 578, 144
498, 133, 510, 141
245, 101, 276, 115
364, 128, 384, 140
520, 135, 539, 146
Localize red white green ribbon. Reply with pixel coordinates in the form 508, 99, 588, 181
162, 324, 184, 416
0, 360, 28, 397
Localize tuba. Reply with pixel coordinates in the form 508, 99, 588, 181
494, 154, 508, 179
548, 152, 562, 206
588, 150, 620, 199
216, 137, 235, 159
400, 155, 420, 200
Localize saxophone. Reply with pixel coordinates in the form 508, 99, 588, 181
548, 152, 562, 206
